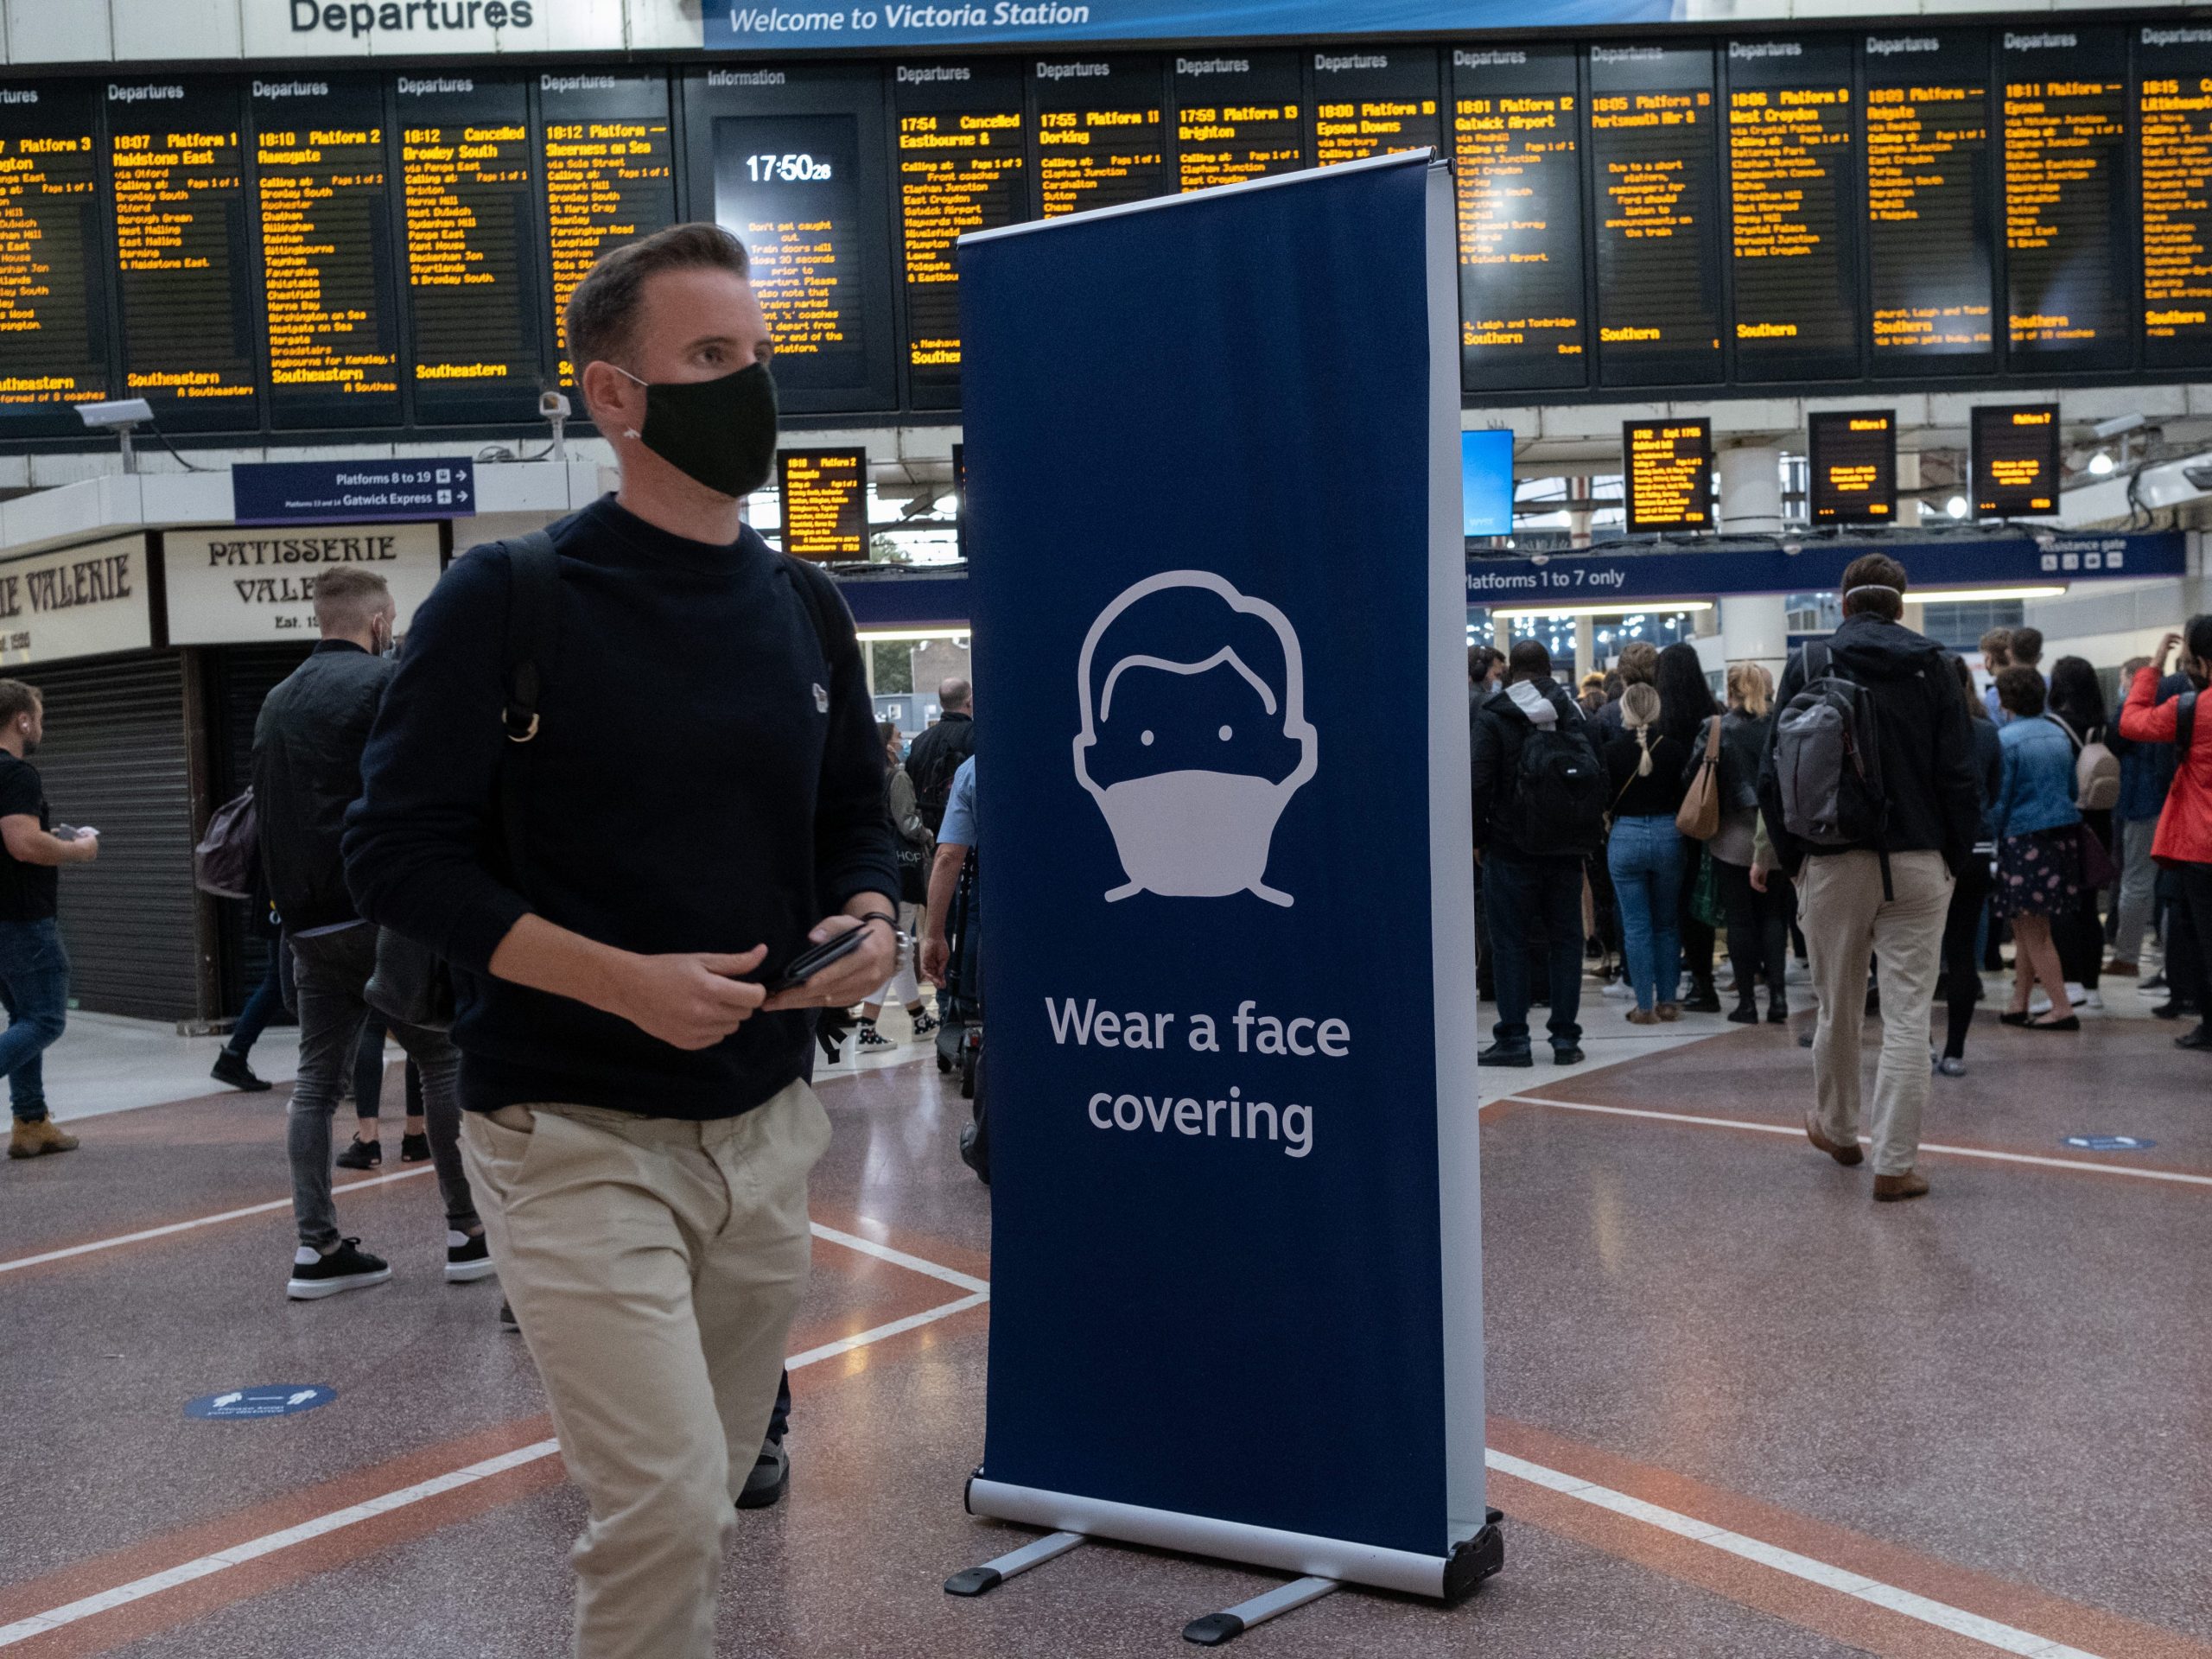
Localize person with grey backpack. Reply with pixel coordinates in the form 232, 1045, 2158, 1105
1760, 554, 1981, 1203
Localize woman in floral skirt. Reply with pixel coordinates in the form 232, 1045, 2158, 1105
1991, 666, 2085, 1031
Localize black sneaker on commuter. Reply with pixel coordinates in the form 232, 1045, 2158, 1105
287, 1237, 391, 1300
1478, 1041, 1534, 1068
2177, 1024, 2212, 1052
911, 1009, 938, 1039
498, 1299, 521, 1334
1551, 1044, 1585, 1066
445, 1230, 497, 1283
399, 1131, 430, 1164
854, 1019, 896, 1052
333, 1136, 380, 1171
1683, 983, 1723, 1014
738, 1438, 790, 1510
210, 1049, 272, 1092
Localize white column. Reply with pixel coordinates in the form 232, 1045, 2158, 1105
1717, 444, 1783, 535
1897, 448, 1923, 528
1719, 594, 1789, 685
1573, 614, 1596, 682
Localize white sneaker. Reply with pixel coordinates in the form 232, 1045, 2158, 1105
2029, 989, 2052, 1016
2077, 986, 2103, 1011
1601, 979, 1636, 1001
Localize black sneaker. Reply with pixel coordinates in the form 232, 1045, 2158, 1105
210, 1050, 272, 1092
854, 1020, 896, 1052
1726, 1004, 1760, 1025
2177, 1024, 2212, 1052
445, 1230, 496, 1283
1684, 987, 1723, 1014
334, 1137, 380, 1171
1551, 1045, 1586, 1065
287, 1237, 391, 1300
399, 1132, 430, 1164
911, 1010, 939, 1038
1478, 1042, 1534, 1068
1767, 1001, 1790, 1025
498, 1299, 521, 1334
737, 1439, 790, 1510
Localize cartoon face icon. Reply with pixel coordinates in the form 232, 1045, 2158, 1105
1073, 570, 1318, 906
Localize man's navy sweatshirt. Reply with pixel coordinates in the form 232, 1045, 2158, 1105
343, 495, 899, 1119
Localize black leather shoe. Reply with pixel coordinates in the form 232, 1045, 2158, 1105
738, 1439, 790, 1510
2177, 1025, 2212, 1051
1683, 986, 1723, 1014
1478, 1043, 1534, 1068
1726, 1004, 1759, 1025
1551, 1046, 1585, 1065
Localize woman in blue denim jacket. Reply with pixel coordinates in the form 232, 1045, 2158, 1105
1991, 667, 2083, 1028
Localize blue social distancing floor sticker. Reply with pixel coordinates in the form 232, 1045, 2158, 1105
185, 1385, 336, 1421
2063, 1135, 2155, 1152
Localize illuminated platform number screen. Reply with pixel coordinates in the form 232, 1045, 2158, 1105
251, 79, 401, 431
0, 81, 110, 436
2138, 27, 2212, 370
1452, 45, 1586, 394
894, 61, 1024, 405
1970, 403, 2060, 518
1590, 45, 1723, 389
108, 80, 259, 431
1175, 53, 1304, 194
778, 448, 868, 559
1035, 57, 1167, 219
1864, 30, 1995, 374
2002, 29, 2129, 372
1807, 409, 1897, 524
1624, 416, 1713, 532
1726, 36, 1859, 383
543, 73, 675, 386
400, 77, 543, 425
1309, 50, 1440, 168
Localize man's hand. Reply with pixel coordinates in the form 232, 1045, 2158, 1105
921, 931, 949, 988
760, 904, 898, 1014
1749, 862, 1767, 893
2154, 631, 2184, 670
66, 830, 98, 864
610, 945, 769, 1051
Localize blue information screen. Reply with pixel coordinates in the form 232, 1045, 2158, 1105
1461, 428, 1513, 537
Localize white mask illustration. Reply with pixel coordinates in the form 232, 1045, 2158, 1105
1073, 570, 1318, 906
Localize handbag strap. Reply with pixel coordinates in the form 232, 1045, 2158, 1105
1702, 713, 1722, 765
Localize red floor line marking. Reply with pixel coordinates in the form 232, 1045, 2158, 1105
1501, 1096, 2212, 1188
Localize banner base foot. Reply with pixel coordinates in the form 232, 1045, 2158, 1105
943, 1529, 1086, 1597
1441, 1511, 1507, 1605
1183, 1576, 1339, 1646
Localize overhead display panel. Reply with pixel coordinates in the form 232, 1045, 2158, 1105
1864, 29, 1996, 374
1806, 409, 1897, 524
398, 74, 543, 425
250, 78, 402, 431
542, 72, 676, 386
1725, 36, 1859, 383
1033, 57, 1167, 219
1308, 49, 1440, 168
1174, 53, 1304, 193
1623, 416, 1712, 532
1970, 402, 2060, 518
777, 447, 868, 560
2001, 28, 2130, 372
109, 79, 260, 431
688, 64, 898, 415
2137, 26, 2212, 371
1452, 44, 1586, 395
1589, 44, 1723, 388
0, 81, 111, 436
894, 60, 1026, 408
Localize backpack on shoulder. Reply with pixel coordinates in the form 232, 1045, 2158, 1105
194, 787, 258, 899
1507, 708, 1607, 853
2049, 713, 2121, 812
1773, 642, 1889, 851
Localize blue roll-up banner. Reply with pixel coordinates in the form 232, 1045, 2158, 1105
957, 152, 1493, 1599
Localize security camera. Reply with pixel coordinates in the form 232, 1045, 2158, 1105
74, 397, 153, 432
2090, 412, 2145, 441
538, 391, 570, 421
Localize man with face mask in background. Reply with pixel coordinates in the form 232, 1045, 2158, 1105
344, 224, 899, 1659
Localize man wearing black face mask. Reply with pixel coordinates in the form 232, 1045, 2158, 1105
344, 223, 898, 1659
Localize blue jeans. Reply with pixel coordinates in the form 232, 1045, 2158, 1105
1482, 853, 1585, 1051
0, 918, 70, 1122
1608, 815, 1684, 1012
226, 944, 285, 1058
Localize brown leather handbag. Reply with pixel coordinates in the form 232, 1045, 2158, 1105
1676, 715, 1724, 841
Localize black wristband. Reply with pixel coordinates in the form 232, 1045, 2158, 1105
853, 911, 899, 932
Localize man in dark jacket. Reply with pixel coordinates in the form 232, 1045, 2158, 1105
1471, 639, 1596, 1067
905, 677, 975, 837
1759, 554, 1980, 1203
254, 565, 486, 1300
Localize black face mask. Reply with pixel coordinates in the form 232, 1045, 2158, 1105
615, 360, 779, 500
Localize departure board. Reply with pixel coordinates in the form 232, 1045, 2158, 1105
2002, 29, 2130, 371
1970, 403, 2060, 518
1309, 50, 1440, 168
1807, 409, 1897, 524
108, 80, 259, 430
1452, 46, 1586, 394
1864, 31, 1996, 372
0, 82, 109, 435
2137, 28, 2212, 370
398, 76, 542, 425
894, 61, 1024, 404
1624, 417, 1713, 531
542, 73, 675, 385
250, 79, 401, 430
1034, 57, 1167, 219
778, 448, 868, 559
1590, 46, 1723, 388
1726, 37, 1859, 382
1175, 54, 1303, 193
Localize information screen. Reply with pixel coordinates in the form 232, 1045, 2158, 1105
894, 61, 1024, 404
398, 75, 542, 425
1865, 30, 1996, 372
2002, 29, 2130, 371
1807, 409, 1897, 523
1970, 402, 2060, 518
1175, 54, 1304, 193
1726, 37, 1859, 382
1309, 49, 1440, 167
109, 79, 259, 430
1452, 45, 1586, 394
542, 73, 675, 385
1034, 57, 1167, 219
1590, 45, 1723, 388
0, 82, 110, 435
251, 78, 401, 430
1624, 416, 1713, 531
2138, 29, 2212, 370
778, 447, 868, 559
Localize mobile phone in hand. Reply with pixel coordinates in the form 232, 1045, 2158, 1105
766, 926, 868, 995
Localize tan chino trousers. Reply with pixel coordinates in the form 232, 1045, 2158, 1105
461, 1081, 832, 1659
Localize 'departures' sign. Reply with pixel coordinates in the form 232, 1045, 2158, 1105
161, 524, 444, 645
0, 536, 154, 667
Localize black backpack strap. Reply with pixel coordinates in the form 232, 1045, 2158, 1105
1805, 641, 1830, 682
779, 553, 842, 666
2181, 690, 2199, 756
497, 531, 558, 896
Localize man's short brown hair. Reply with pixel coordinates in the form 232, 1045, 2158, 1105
1996, 664, 2046, 716
313, 565, 391, 633
2009, 626, 2044, 665
1616, 641, 1660, 684
564, 222, 751, 379
1980, 627, 2013, 664
0, 680, 41, 727
1840, 552, 1908, 619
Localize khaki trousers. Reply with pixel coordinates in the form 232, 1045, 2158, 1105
1801, 849, 1953, 1178
460, 1081, 832, 1659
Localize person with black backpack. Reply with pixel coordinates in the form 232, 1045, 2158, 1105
1471, 639, 1607, 1067
905, 677, 976, 838
1760, 554, 1980, 1203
